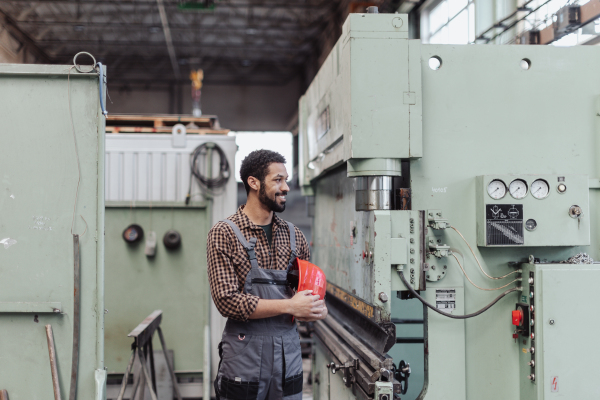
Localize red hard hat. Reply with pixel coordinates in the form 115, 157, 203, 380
288, 259, 327, 300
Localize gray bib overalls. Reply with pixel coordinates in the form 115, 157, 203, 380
215, 219, 303, 400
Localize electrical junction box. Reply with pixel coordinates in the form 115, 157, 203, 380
475, 175, 589, 247
517, 262, 600, 399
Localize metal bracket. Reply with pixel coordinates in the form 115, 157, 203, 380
427, 209, 449, 230
427, 236, 450, 258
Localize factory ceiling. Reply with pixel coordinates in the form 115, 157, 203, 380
0, 0, 389, 87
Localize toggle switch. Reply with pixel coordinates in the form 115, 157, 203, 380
512, 309, 523, 326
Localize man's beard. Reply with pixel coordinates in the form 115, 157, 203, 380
259, 183, 286, 213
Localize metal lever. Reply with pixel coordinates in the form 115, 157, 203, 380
326, 359, 359, 387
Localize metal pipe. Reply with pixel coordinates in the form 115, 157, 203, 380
203, 325, 211, 400
45, 325, 62, 400
69, 235, 80, 400
355, 176, 393, 211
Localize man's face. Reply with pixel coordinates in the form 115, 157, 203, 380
258, 163, 289, 213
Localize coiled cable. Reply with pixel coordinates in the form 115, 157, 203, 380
186, 142, 230, 203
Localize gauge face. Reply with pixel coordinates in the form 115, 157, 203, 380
487, 179, 507, 200
531, 179, 550, 199
509, 179, 528, 199
525, 219, 537, 231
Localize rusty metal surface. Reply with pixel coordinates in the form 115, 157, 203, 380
312, 166, 374, 302
127, 310, 163, 349
396, 188, 411, 211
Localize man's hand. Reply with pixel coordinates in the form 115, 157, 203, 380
248, 290, 328, 320
289, 290, 327, 321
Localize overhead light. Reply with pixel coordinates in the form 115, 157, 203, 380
148, 26, 161, 33
73, 25, 85, 32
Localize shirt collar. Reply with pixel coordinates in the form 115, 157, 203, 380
234, 204, 286, 230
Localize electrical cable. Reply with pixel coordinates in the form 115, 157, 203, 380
451, 253, 521, 291
398, 271, 522, 320
186, 142, 230, 203
96, 62, 108, 117
450, 226, 521, 280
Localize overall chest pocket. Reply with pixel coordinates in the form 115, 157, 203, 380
217, 334, 264, 399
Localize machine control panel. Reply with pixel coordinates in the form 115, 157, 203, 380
476, 175, 590, 247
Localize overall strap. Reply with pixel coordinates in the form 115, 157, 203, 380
285, 221, 297, 272
221, 219, 259, 269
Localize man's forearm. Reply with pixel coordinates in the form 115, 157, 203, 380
248, 299, 291, 319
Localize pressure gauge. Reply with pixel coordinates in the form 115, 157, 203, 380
487, 179, 507, 200
531, 179, 550, 199
509, 179, 528, 199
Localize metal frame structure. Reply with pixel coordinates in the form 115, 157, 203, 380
0, 0, 352, 87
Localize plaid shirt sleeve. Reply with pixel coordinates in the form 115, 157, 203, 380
294, 225, 311, 262
207, 222, 259, 321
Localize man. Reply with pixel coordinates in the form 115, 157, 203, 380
207, 149, 327, 400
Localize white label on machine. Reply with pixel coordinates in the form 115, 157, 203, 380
551, 376, 558, 392
436, 289, 456, 313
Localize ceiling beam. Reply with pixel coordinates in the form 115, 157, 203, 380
0, 8, 51, 61
38, 39, 313, 53
15, 20, 320, 35
2, 0, 330, 8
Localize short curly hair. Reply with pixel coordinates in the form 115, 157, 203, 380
240, 150, 286, 194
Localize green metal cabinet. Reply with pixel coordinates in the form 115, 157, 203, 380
0, 64, 106, 399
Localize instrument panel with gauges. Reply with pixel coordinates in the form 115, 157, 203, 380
476, 175, 590, 247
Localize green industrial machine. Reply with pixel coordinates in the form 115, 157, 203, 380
299, 11, 600, 400
0, 64, 106, 399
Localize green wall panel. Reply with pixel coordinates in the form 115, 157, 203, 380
104, 203, 209, 373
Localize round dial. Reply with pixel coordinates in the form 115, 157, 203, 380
525, 219, 537, 231
509, 179, 528, 199
531, 179, 550, 199
487, 179, 507, 200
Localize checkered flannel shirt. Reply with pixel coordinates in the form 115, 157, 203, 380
207, 205, 310, 321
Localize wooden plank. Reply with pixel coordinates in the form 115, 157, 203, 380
105, 126, 229, 135
106, 114, 216, 124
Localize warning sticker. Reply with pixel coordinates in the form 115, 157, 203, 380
436, 289, 456, 313
551, 376, 558, 393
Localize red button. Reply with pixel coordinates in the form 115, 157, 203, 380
512, 310, 523, 326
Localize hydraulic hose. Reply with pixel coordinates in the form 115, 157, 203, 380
398, 270, 522, 320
